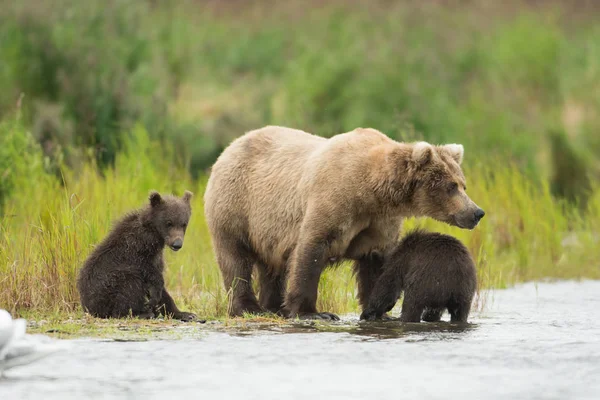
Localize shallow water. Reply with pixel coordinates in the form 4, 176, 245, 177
2, 280, 600, 400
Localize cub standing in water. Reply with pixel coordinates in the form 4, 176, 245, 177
360, 230, 477, 323
77, 190, 199, 322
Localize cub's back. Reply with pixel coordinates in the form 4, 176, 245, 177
396, 230, 476, 293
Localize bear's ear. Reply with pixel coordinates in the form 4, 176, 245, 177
443, 144, 464, 165
149, 191, 163, 207
182, 190, 193, 204
411, 141, 433, 168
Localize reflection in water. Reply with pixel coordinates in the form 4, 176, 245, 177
213, 317, 478, 342
228, 319, 478, 340
351, 320, 477, 340
2, 280, 600, 400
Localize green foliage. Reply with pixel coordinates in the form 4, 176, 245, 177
1, 0, 599, 182
0, 116, 47, 211
0, 0, 172, 168
549, 129, 591, 209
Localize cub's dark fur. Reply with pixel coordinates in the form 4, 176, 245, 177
360, 230, 477, 323
77, 190, 198, 321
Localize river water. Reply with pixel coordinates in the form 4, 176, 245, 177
2, 280, 600, 400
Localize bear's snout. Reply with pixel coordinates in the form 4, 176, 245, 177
170, 238, 183, 251
474, 208, 485, 223
453, 205, 485, 230
462, 207, 485, 229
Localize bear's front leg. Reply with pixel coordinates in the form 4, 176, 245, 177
283, 235, 340, 321
156, 288, 200, 322
359, 260, 403, 321
353, 253, 385, 311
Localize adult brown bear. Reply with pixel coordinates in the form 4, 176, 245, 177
204, 126, 484, 320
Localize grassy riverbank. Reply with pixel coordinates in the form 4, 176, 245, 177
2, 127, 598, 326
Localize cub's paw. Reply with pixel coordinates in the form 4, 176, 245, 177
380, 312, 394, 321
359, 308, 379, 321
174, 312, 198, 322
136, 311, 156, 320
360, 309, 394, 321
312, 312, 340, 321
293, 312, 340, 321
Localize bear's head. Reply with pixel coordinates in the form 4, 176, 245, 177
400, 141, 485, 230
147, 190, 193, 251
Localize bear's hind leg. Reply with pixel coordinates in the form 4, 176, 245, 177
214, 233, 263, 317
257, 262, 286, 314
104, 276, 152, 319
399, 292, 423, 323
421, 307, 444, 322
110, 295, 153, 319
449, 299, 472, 323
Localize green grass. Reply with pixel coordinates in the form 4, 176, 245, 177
1, 126, 599, 326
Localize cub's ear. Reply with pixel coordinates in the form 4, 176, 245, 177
182, 190, 193, 204
411, 141, 433, 168
149, 190, 163, 207
443, 144, 464, 165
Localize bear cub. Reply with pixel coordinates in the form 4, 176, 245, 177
77, 190, 198, 321
360, 230, 477, 323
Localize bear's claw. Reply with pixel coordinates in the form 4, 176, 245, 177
359, 310, 376, 321
298, 312, 340, 321
360, 309, 393, 321
381, 312, 394, 321
174, 312, 198, 322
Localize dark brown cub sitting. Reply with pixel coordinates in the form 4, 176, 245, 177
77, 190, 199, 321
360, 230, 477, 323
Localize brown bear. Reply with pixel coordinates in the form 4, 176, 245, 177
77, 190, 199, 321
203, 125, 484, 320
360, 229, 477, 323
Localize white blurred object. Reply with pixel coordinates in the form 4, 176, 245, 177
0, 309, 67, 374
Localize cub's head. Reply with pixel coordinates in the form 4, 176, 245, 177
403, 141, 485, 230
147, 190, 193, 251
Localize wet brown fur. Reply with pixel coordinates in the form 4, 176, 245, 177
77, 190, 198, 321
360, 229, 477, 323
203, 126, 484, 319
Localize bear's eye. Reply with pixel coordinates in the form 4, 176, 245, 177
166, 221, 173, 228
182, 223, 187, 229
447, 182, 458, 194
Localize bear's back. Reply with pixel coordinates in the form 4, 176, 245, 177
77, 211, 163, 292
395, 230, 476, 297
203, 125, 403, 269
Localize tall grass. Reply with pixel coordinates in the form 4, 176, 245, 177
1, 126, 598, 319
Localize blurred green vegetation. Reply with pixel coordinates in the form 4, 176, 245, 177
1, 0, 600, 318
1, 1, 599, 185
